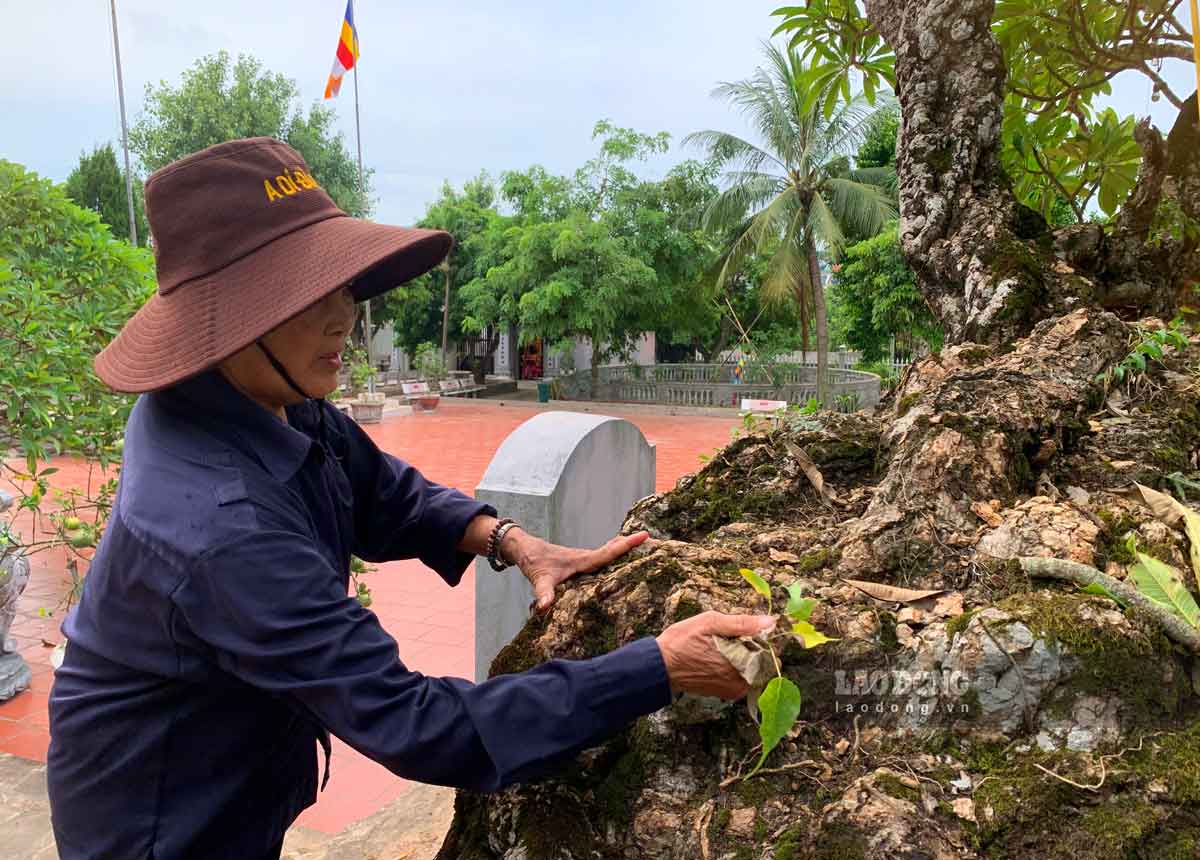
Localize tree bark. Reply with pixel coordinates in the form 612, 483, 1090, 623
862, 0, 1197, 344
806, 233, 830, 405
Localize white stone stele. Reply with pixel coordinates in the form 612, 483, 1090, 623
473, 412, 656, 681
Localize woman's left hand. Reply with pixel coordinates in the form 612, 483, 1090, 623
502, 530, 651, 613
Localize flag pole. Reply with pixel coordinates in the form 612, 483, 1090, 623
108, 0, 138, 246
350, 0, 373, 395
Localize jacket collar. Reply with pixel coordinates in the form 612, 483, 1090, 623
156, 369, 317, 482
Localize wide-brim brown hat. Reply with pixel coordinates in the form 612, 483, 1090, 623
95, 137, 452, 393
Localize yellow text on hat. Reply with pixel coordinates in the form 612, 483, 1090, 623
264, 168, 321, 203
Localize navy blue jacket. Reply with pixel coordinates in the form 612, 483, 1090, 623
47, 370, 671, 859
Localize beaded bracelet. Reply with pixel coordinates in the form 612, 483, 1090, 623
486, 518, 519, 571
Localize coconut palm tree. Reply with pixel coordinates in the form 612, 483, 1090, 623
686, 43, 897, 404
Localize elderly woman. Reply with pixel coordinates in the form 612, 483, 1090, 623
46, 138, 772, 860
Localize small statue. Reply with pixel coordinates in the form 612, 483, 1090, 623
0, 490, 32, 701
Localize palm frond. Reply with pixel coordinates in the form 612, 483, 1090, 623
683, 129, 785, 174
847, 166, 898, 194
701, 174, 787, 234
760, 209, 809, 308
818, 177, 898, 255
807, 192, 847, 259
711, 186, 798, 290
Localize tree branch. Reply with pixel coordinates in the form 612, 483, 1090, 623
1030, 144, 1086, 223
1018, 556, 1200, 653
1140, 62, 1185, 110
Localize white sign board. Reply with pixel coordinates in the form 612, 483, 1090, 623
740, 398, 788, 413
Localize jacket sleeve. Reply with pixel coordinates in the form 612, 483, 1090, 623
331, 406, 496, 584
172, 530, 671, 792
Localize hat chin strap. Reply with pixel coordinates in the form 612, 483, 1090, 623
257, 340, 336, 451
256, 340, 314, 402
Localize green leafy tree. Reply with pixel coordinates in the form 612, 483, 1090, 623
605, 159, 724, 360
772, 0, 1194, 220
0, 160, 154, 557
855, 106, 898, 169
373, 174, 507, 358
130, 51, 370, 216
827, 225, 942, 361
63, 143, 148, 246
509, 213, 658, 388
686, 43, 896, 403
462, 122, 721, 386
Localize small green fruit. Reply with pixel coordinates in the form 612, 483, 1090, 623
62, 516, 83, 531
68, 531, 95, 549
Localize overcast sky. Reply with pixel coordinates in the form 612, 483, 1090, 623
2, 1, 1195, 226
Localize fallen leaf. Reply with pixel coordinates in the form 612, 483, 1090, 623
834, 738, 850, 755
1110, 460, 1136, 470
844, 579, 945, 604
1135, 483, 1200, 585
970, 501, 1004, 528
769, 548, 801, 564
713, 635, 775, 720
782, 440, 841, 508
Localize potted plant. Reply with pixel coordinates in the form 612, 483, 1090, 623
346, 347, 385, 424
413, 342, 448, 389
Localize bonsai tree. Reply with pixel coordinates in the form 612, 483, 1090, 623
343, 345, 376, 398
413, 341, 448, 384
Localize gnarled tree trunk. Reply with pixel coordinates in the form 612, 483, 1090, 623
439, 2, 1200, 857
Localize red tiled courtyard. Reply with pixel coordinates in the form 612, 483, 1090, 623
0, 400, 738, 836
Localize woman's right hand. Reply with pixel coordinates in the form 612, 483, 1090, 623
656, 611, 776, 700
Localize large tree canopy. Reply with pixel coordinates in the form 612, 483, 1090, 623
63, 143, 148, 247
129, 51, 370, 217
774, 0, 1195, 223
460, 122, 721, 383
372, 173, 506, 357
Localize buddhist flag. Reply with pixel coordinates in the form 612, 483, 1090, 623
324, 1, 360, 100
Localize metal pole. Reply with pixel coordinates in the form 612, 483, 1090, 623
1190, 0, 1200, 122
109, 0, 138, 246
351, 1, 372, 394
440, 260, 451, 363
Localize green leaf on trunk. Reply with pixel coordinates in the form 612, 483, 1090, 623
786, 582, 816, 621
747, 676, 802, 777
791, 619, 839, 648
1080, 582, 1127, 608
740, 568, 772, 602
1129, 553, 1200, 628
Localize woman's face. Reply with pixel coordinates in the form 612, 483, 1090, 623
220, 285, 359, 413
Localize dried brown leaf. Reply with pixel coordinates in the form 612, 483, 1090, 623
843, 579, 945, 604
713, 635, 775, 720
782, 440, 841, 507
